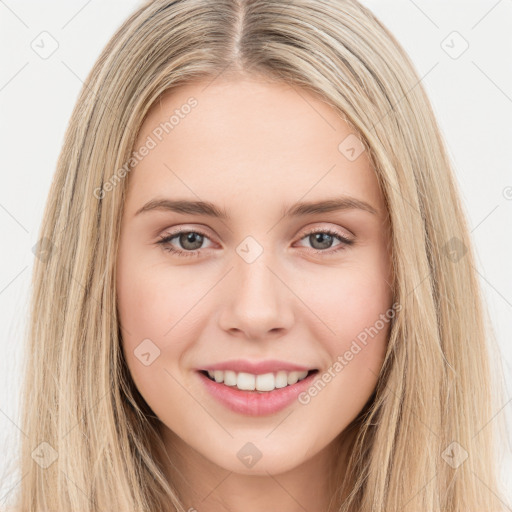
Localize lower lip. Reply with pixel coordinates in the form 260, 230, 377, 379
197, 370, 318, 416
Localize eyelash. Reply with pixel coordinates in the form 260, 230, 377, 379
156, 227, 354, 258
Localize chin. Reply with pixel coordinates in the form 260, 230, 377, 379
204, 440, 319, 476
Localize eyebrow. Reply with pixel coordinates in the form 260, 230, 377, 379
134, 196, 378, 219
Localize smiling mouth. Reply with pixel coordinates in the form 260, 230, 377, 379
199, 369, 319, 393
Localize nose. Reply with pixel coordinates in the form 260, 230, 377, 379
217, 254, 295, 341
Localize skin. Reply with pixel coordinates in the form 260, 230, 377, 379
116, 75, 394, 512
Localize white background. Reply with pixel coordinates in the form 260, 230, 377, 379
1, 0, 511, 507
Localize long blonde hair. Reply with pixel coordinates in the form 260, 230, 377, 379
9, 0, 510, 510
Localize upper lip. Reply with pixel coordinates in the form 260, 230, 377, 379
199, 359, 316, 374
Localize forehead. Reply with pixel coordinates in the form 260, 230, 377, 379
127, 77, 385, 217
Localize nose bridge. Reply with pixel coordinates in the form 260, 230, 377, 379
237, 252, 278, 305
217, 242, 294, 338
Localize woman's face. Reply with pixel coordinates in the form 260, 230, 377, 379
116, 76, 394, 476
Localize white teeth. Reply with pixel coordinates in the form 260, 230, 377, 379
223, 370, 237, 386
256, 372, 275, 392
287, 371, 300, 385
237, 372, 256, 390
204, 369, 310, 392
275, 371, 288, 388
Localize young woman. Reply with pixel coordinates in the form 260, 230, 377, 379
10, 0, 510, 510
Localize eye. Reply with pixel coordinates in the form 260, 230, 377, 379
156, 226, 355, 258
295, 227, 354, 255
157, 229, 213, 257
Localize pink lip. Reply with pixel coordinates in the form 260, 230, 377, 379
200, 359, 314, 374
197, 369, 318, 416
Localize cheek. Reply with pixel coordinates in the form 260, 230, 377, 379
116, 250, 213, 413
302, 256, 392, 344
296, 249, 393, 398
117, 268, 174, 345
296, 282, 392, 426
116, 269, 192, 426
116, 244, 210, 343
